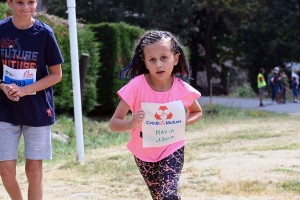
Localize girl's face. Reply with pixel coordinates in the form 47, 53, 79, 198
8, 0, 38, 21
143, 39, 179, 82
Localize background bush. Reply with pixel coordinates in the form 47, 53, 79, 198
234, 83, 257, 98
34, 13, 101, 114
89, 22, 144, 115
0, 2, 8, 18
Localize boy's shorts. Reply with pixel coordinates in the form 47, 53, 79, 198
0, 122, 52, 161
293, 89, 299, 97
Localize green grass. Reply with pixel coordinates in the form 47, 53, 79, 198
186, 104, 286, 131
59, 153, 137, 176
10, 104, 300, 199
278, 180, 300, 192
226, 132, 282, 140
273, 168, 300, 174
252, 143, 300, 151
16, 105, 287, 164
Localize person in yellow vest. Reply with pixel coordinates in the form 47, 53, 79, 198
258, 68, 267, 106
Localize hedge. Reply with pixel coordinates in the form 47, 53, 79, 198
89, 22, 144, 114
34, 13, 101, 114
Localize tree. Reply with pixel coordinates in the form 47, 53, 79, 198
187, 0, 246, 88
236, 0, 300, 90
42, 0, 149, 25
140, 0, 247, 91
43, 0, 300, 93
43, 0, 246, 90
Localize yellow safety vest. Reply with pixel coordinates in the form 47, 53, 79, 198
257, 73, 266, 88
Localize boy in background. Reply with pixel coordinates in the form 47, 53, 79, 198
0, 0, 64, 199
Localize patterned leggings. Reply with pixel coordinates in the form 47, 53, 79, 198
134, 147, 184, 200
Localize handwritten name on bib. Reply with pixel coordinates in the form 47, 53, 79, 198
141, 100, 186, 148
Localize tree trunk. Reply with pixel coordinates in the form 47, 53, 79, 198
204, 10, 214, 88
189, 36, 199, 88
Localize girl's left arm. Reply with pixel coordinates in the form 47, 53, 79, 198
186, 100, 202, 125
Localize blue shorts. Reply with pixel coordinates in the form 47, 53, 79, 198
293, 89, 298, 97
0, 122, 52, 161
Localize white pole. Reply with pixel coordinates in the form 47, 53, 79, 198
67, 0, 84, 165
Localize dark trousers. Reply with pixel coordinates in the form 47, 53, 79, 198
282, 87, 286, 103
134, 147, 184, 200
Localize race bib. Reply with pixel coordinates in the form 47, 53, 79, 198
3, 65, 37, 95
141, 100, 186, 148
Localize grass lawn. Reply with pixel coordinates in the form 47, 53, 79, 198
1, 105, 300, 200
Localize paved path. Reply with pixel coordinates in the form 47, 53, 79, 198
198, 96, 300, 116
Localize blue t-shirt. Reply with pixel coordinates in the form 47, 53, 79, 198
0, 17, 64, 126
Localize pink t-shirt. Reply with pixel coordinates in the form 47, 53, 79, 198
118, 74, 201, 162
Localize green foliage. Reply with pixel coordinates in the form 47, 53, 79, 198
34, 13, 101, 114
42, 0, 300, 95
236, 0, 300, 90
0, 2, 8, 18
234, 83, 257, 98
77, 27, 102, 113
279, 180, 300, 192
42, 0, 149, 26
89, 22, 144, 114
42, 0, 248, 87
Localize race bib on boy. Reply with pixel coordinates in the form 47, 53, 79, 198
141, 100, 186, 148
3, 65, 37, 95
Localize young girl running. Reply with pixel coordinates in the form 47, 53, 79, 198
109, 30, 202, 199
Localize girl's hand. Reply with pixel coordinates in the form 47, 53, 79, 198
130, 109, 145, 129
3, 84, 20, 101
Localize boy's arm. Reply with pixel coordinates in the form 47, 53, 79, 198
14, 64, 62, 97
0, 80, 5, 91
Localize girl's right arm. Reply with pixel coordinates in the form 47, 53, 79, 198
109, 99, 145, 132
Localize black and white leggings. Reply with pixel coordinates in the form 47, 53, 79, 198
134, 147, 184, 200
